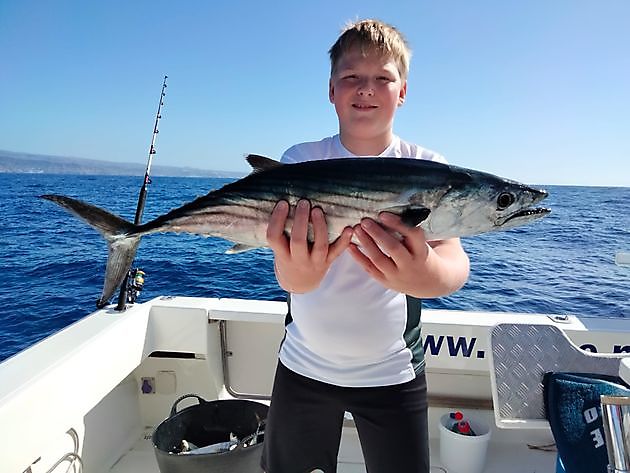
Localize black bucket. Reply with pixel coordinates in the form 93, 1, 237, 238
152, 394, 268, 473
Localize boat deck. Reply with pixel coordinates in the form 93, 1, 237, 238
8, 297, 621, 473
110, 409, 557, 473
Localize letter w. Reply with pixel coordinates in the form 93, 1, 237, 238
423, 335, 444, 356
447, 336, 476, 357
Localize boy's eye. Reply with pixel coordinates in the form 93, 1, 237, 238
378, 76, 393, 82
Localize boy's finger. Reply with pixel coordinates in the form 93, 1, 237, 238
289, 199, 311, 259
310, 207, 329, 261
327, 226, 353, 262
360, 218, 400, 249
377, 212, 427, 255
353, 224, 396, 274
359, 218, 411, 266
266, 201, 290, 255
348, 243, 385, 282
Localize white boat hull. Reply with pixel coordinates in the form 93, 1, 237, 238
1, 296, 629, 472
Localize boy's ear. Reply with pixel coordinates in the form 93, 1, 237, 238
398, 81, 407, 106
329, 79, 335, 103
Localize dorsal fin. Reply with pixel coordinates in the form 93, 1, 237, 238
246, 154, 283, 173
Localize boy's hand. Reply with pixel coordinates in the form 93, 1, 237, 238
267, 199, 352, 293
349, 212, 469, 298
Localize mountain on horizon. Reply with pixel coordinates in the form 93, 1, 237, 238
0, 149, 245, 178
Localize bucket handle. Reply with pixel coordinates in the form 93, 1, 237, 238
170, 393, 207, 417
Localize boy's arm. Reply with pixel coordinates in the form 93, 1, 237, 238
267, 199, 352, 293
348, 212, 469, 298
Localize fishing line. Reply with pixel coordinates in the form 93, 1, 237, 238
115, 75, 168, 311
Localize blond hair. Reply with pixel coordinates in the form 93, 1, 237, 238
328, 19, 411, 80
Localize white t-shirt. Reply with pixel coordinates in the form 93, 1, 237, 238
278, 134, 447, 387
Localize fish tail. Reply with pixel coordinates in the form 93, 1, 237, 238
40, 194, 142, 308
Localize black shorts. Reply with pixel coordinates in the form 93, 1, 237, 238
261, 362, 429, 473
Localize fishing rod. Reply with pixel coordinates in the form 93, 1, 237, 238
115, 75, 168, 311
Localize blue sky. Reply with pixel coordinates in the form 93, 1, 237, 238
1, 0, 628, 186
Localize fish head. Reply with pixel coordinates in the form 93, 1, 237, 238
425, 169, 550, 238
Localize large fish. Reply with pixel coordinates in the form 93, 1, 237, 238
42, 154, 550, 307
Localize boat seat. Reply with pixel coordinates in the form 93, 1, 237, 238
488, 323, 629, 429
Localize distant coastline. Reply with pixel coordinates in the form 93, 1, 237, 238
1, 149, 627, 188
0, 149, 245, 178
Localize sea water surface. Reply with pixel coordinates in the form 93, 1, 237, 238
0, 174, 628, 361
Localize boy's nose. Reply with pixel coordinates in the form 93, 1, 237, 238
357, 85, 374, 96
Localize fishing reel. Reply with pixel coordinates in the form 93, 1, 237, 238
125, 268, 146, 304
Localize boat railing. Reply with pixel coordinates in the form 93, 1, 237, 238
601, 393, 630, 473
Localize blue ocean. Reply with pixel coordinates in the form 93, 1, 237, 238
1, 173, 628, 362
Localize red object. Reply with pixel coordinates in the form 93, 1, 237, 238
450, 419, 476, 436
457, 421, 471, 434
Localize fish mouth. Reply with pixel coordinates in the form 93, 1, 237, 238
503, 207, 551, 225
501, 187, 550, 225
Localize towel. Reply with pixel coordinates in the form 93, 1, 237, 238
543, 372, 630, 473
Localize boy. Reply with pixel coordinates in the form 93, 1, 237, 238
263, 19, 470, 473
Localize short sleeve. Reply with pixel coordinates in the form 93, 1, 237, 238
280, 145, 301, 164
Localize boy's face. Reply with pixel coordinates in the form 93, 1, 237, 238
329, 48, 407, 145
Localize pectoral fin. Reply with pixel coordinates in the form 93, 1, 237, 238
400, 207, 431, 227
380, 206, 430, 228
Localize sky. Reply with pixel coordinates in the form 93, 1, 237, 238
1, 0, 629, 186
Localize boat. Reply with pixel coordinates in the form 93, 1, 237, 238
1, 295, 629, 472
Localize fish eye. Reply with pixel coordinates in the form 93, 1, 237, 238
497, 192, 515, 210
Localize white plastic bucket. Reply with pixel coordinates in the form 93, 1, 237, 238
439, 413, 491, 473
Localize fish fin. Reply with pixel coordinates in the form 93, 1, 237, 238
40, 194, 135, 237
246, 154, 283, 173
381, 205, 431, 227
40, 194, 141, 307
99, 237, 141, 308
400, 207, 431, 227
226, 243, 257, 254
